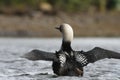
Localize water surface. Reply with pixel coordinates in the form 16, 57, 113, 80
0, 38, 120, 80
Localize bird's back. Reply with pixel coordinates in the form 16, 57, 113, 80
52, 50, 87, 76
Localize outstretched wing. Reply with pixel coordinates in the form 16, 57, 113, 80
22, 49, 56, 61
84, 47, 120, 63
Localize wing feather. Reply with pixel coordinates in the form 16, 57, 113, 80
22, 49, 56, 61
84, 47, 120, 63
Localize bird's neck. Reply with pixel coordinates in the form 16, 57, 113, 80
61, 40, 73, 52
60, 29, 74, 53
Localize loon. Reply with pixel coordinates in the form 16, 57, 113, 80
23, 23, 120, 76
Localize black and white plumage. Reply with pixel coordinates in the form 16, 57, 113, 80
23, 23, 120, 76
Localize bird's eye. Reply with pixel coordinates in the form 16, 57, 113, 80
59, 25, 62, 32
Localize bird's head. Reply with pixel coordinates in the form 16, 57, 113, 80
55, 23, 74, 43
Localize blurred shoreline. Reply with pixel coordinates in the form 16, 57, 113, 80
0, 12, 120, 37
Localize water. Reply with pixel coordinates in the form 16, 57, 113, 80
0, 38, 120, 80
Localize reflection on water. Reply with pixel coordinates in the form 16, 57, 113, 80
0, 38, 120, 80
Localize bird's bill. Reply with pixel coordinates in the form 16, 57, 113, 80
55, 27, 60, 30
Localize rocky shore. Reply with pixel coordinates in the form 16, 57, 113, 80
0, 12, 120, 37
